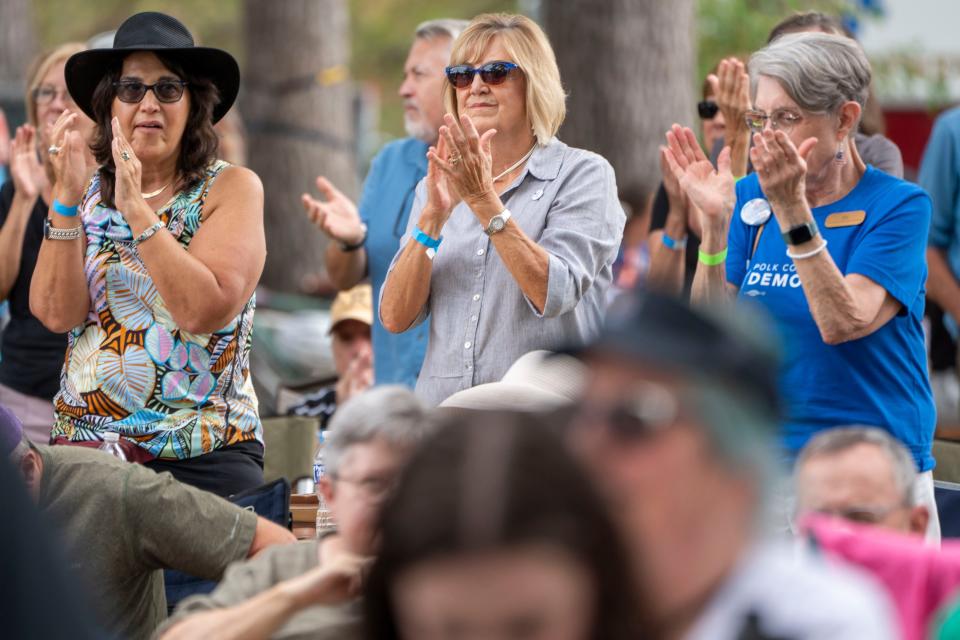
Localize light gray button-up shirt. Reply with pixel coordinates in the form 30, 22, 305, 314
381, 137, 625, 407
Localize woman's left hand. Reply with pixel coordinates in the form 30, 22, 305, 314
434, 113, 498, 207
750, 129, 817, 211
110, 117, 147, 218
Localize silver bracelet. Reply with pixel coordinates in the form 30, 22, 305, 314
786, 239, 828, 260
134, 221, 165, 246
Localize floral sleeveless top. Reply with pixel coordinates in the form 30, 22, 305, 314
51, 161, 262, 459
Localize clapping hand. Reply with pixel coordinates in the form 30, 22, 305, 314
335, 350, 373, 404
750, 129, 817, 210
301, 177, 366, 246
47, 110, 89, 204
422, 132, 457, 224
708, 58, 751, 136
110, 117, 147, 217
662, 124, 735, 225
428, 113, 497, 207
9, 125, 47, 200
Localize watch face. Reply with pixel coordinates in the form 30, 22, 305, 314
492, 217, 505, 231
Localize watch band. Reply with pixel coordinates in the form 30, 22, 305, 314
781, 221, 820, 246
338, 223, 368, 252
44, 218, 83, 241
484, 209, 512, 236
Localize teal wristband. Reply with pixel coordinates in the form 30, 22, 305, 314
662, 233, 687, 251
698, 247, 728, 266
52, 199, 79, 217
412, 225, 442, 250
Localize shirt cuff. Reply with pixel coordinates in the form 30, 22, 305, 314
524, 252, 566, 319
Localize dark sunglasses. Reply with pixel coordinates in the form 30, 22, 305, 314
445, 61, 520, 89
576, 382, 681, 442
697, 100, 719, 120
113, 80, 188, 104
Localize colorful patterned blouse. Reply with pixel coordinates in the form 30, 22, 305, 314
51, 161, 262, 459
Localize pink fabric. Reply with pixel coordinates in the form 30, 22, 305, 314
803, 515, 960, 640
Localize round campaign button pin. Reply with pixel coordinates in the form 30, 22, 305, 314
740, 198, 772, 226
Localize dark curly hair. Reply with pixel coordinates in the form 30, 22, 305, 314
88, 52, 220, 208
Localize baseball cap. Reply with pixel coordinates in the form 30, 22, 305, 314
329, 284, 373, 335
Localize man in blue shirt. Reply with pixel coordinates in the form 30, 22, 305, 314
919, 107, 960, 428
302, 19, 467, 389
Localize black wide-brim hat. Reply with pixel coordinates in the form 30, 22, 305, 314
65, 11, 239, 123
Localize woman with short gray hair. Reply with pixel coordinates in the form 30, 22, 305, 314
663, 32, 936, 535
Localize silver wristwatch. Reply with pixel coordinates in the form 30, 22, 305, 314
43, 218, 83, 241
484, 208, 512, 236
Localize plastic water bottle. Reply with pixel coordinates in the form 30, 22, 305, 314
314, 430, 334, 533
98, 432, 127, 461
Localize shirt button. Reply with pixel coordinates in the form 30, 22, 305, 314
464, 341, 472, 349
473, 294, 480, 301
466, 363, 473, 369
476, 271, 482, 278
477, 249, 485, 256
470, 315, 477, 322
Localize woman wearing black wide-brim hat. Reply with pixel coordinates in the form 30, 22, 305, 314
31, 11, 268, 497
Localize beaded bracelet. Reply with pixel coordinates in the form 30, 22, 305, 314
133, 221, 164, 246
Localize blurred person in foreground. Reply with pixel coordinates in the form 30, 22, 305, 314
31, 12, 267, 496
795, 426, 929, 536
647, 57, 751, 296
364, 409, 653, 639
0, 43, 97, 444
160, 386, 428, 640
1, 403, 294, 640
570, 290, 895, 639
380, 13, 625, 406
302, 19, 467, 390
663, 32, 937, 536
287, 284, 374, 428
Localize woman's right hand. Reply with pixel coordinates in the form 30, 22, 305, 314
423, 134, 456, 227
47, 110, 88, 204
9, 125, 45, 200
663, 124, 735, 226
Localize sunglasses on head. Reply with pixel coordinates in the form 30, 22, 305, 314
113, 80, 188, 104
445, 61, 520, 89
698, 100, 719, 120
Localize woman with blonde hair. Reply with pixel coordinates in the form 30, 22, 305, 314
0, 42, 97, 443
380, 13, 624, 406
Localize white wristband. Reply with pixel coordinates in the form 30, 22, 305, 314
786, 239, 828, 260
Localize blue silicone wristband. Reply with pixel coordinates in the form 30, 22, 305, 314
52, 199, 79, 217
662, 232, 687, 251
412, 226, 442, 250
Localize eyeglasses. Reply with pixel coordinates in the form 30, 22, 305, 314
575, 381, 681, 442
332, 473, 398, 501
807, 503, 909, 525
744, 108, 804, 134
34, 86, 73, 106
113, 80, 188, 104
698, 100, 719, 120
445, 61, 521, 89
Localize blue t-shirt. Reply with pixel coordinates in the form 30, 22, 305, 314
360, 138, 429, 388
919, 106, 960, 338
726, 167, 936, 471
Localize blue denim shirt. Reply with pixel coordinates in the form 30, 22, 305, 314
920, 106, 960, 338
361, 138, 429, 388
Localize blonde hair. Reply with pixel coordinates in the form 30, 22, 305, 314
25, 43, 86, 128
443, 13, 566, 144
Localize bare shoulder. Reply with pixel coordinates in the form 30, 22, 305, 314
210, 165, 264, 199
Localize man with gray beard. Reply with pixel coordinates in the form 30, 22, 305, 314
302, 20, 467, 389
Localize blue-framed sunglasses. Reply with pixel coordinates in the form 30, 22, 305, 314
444, 61, 520, 88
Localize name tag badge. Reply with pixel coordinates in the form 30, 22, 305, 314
740, 198, 772, 226
824, 210, 866, 228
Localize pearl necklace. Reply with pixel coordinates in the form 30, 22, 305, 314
493, 144, 537, 182
141, 182, 171, 199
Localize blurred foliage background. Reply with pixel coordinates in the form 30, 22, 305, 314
31, 0, 858, 140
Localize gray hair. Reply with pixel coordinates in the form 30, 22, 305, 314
324, 386, 430, 476
749, 32, 871, 119
415, 18, 469, 43
797, 426, 918, 505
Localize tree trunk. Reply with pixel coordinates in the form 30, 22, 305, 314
0, 0, 38, 108
242, 0, 355, 293
543, 0, 695, 213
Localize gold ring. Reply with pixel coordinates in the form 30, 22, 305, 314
120, 150, 131, 162
449, 154, 461, 166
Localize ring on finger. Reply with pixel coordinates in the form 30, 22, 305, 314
448, 154, 462, 166
120, 150, 131, 162
48, 145, 61, 156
